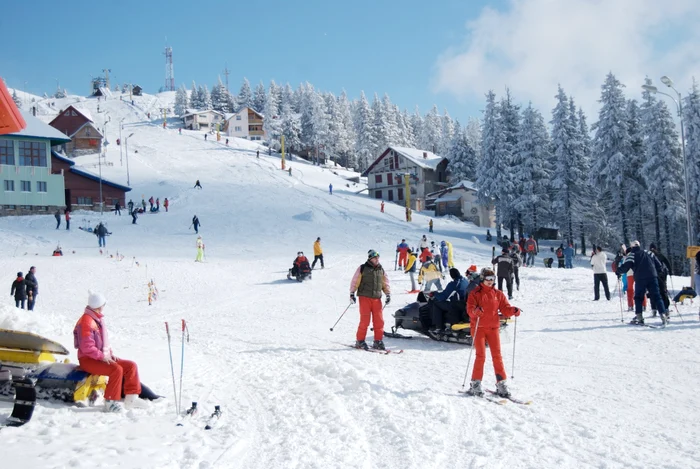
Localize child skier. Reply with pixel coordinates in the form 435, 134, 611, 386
404, 248, 419, 293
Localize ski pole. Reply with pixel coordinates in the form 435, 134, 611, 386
461, 317, 480, 389
165, 322, 179, 415
618, 278, 624, 323
511, 315, 518, 379
672, 302, 684, 323
394, 248, 398, 271
178, 319, 189, 416
330, 302, 353, 331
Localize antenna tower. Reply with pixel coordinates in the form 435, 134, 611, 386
164, 46, 175, 91
223, 64, 230, 91
102, 69, 111, 89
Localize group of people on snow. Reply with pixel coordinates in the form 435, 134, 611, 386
10, 266, 38, 310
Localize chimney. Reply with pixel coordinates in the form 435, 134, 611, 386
423, 152, 427, 159
32, 106, 37, 116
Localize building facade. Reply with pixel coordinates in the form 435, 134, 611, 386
48, 105, 103, 156
224, 107, 265, 141
0, 111, 71, 216
361, 146, 449, 211
182, 109, 225, 131
429, 180, 495, 228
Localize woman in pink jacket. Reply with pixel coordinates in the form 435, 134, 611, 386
73, 291, 148, 412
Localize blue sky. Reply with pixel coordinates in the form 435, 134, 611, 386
0, 0, 498, 122
2, 0, 698, 124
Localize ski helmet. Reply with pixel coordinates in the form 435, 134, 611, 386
367, 249, 380, 260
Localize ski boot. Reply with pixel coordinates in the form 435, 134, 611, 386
372, 340, 386, 350
354, 340, 369, 350
629, 313, 645, 325
104, 400, 123, 413
660, 312, 670, 326
496, 380, 511, 398
466, 380, 484, 397
651, 309, 658, 317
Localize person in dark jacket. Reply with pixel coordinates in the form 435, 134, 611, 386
11, 272, 27, 309
24, 266, 38, 311
349, 250, 391, 350
96, 222, 108, 247
132, 210, 138, 224
491, 248, 514, 299
127, 199, 134, 215
192, 215, 200, 234
54, 209, 61, 229
618, 240, 668, 325
649, 243, 671, 313
114, 201, 121, 216
288, 252, 312, 281
509, 246, 522, 291
430, 268, 469, 333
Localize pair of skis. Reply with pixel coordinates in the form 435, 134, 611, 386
459, 389, 532, 406
178, 402, 223, 430
165, 320, 190, 417
345, 344, 403, 355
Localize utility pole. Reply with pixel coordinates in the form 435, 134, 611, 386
159, 107, 169, 128
99, 150, 104, 216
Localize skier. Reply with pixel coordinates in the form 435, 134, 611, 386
349, 250, 391, 350
65, 209, 71, 230
96, 222, 108, 247
404, 248, 419, 293
418, 235, 430, 262
429, 219, 434, 233
620, 245, 645, 312
156, 198, 160, 211
21, 266, 37, 311
192, 215, 200, 234
509, 246, 522, 291
590, 246, 610, 301
380, 201, 385, 213
396, 239, 409, 269
442, 240, 455, 268
163, 198, 169, 212
466, 268, 521, 398
312, 237, 324, 269
329, 184, 333, 195
288, 167, 292, 176
492, 248, 515, 299
148, 196, 154, 210
430, 241, 443, 273
127, 199, 134, 215
54, 209, 61, 229
194, 180, 202, 189
256, 150, 259, 159
288, 252, 312, 281
11, 272, 27, 309
226, 138, 229, 146
132, 210, 138, 224
204, 133, 208, 141
564, 243, 575, 269
53, 245, 63, 256
195, 235, 205, 262
429, 268, 469, 334
73, 291, 149, 412
141, 198, 146, 211
618, 241, 669, 325
649, 243, 671, 313
486, 230, 492, 242
179, 128, 182, 135
114, 201, 121, 216
556, 244, 565, 268
525, 235, 538, 267
418, 254, 443, 292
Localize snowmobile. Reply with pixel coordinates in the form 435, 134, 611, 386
0, 329, 160, 427
386, 292, 510, 346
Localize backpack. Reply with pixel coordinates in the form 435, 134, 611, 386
526, 240, 536, 252
556, 248, 563, 257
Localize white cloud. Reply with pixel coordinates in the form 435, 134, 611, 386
433, 0, 700, 120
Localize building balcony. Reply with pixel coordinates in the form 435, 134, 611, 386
248, 118, 263, 124
249, 130, 264, 136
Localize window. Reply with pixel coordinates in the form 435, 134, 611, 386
375, 174, 382, 184
77, 196, 93, 205
20, 180, 31, 192
374, 190, 382, 199
387, 172, 392, 186
4, 180, 14, 191
19, 205, 32, 210
18, 141, 47, 167
236, 115, 242, 120
235, 126, 242, 132
388, 189, 394, 201
37, 181, 47, 192
4, 205, 16, 209
397, 188, 404, 200
394, 154, 399, 168
36, 206, 48, 211
0, 139, 14, 165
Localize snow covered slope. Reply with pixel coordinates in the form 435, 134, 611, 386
1, 92, 699, 469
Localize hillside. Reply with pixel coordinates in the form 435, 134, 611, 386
0, 92, 699, 469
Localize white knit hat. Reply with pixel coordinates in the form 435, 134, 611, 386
631, 240, 640, 248
88, 290, 107, 309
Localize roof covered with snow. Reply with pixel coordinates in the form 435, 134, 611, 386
51, 150, 131, 192
73, 107, 93, 122
184, 109, 225, 117
448, 180, 477, 192
6, 111, 71, 145
390, 146, 445, 170
435, 193, 463, 203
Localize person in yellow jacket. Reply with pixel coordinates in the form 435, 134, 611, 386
312, 237, 324, 269
404, 249, 419, 293
418, 254, 443, 292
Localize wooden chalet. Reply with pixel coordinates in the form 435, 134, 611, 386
48, 105, 103, 156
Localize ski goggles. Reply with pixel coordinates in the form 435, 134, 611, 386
367, 249, 380, 259
483, 276, 496, 282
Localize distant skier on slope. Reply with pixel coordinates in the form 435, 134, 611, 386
396, 239, 409, 269
191, 215, 200, 234
195, 235, 205, 262
312, 237, 324, 269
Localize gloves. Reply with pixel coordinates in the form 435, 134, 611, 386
350, 293, 357, 304
474, 307, 484, 318
385, 295, 391, 305
513, 308, 521, 317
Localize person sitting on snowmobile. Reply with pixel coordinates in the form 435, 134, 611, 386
288, 252, 312, 281
428, 268, 468, 334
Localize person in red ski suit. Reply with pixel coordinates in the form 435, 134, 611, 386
466, 268, 521, 398
73, 291, 148, 412
396, 239, 409, 268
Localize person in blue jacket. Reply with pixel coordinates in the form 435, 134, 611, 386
618, 240, 668, 325
440, 241, 449, 270
564, 243, 575, 269
429, 268, 469, 334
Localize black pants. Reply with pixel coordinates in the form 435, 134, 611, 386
132, 214, 137, 224
27, 292, 36, 311
15, 299, 25, 309
593, 273, 610, 300
635, 277, 666, 316
498, 276, 513, 298
194, 224, 199, 233
312, 254, 324, 269
66, 220, 70, 230
651, 275, 670, 310
512, 268, 520, 290
55, 218, 60, 229
431, 300, 466, 328
557, 258, 565, 268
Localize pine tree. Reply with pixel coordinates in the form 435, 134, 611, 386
446, 124, 477, 183
268, 80, 281, 116
252, 81, 267, 113
625, 98, 648, 247
198, 85, 212, 110
421, 105, 442, 153
498, 89, 520, 237
682, 79, 700, 245
354, 91, 376, 171
440, 110, 455, 155
550, 86, 577, 244
512, 103, 551, 236
12, 90, 21, 108
372, 93, 399, 153
174, 84, 188, 116
411, 108, 423, 147
591, 73, 633, 244
237, 78, 253, 110
280, 102, 301, 154
211, 77, 231, 113
189, 81, 200, 110
466, 117, 482, 161
335, 91, 356, 168
263, 83, 281, 149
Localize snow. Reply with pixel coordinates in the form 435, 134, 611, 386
1, 91, 700, 468
7, 111, 70, 143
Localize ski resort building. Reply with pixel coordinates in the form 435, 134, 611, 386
48, 105, 103, 156
361, 146, 449, 211
427, 180, 495, 228
0, 111, 71, 216
223, 107, 265, 141
182, 109, 225, 131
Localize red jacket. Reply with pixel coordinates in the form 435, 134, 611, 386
467, 283, 518, 328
